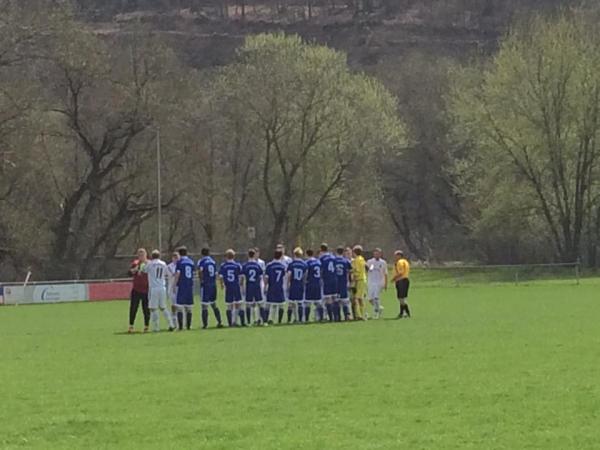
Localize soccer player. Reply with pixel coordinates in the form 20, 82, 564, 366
167, 251, 179, 329
367, 248, 388, 319
265, 249, 287, 324
351, 245, 368, 320
128, 248, 150, 333
197, 248, 223, 329
219, 249, 244, 327
242, 248, 264, 325
173, 246, 195, 330
304, 249, 323, 322
319, 243, 338, 322
393, 250, 411, 318
277, 244, 293, 267
287, 247, 307, 323
143, 250, 174, 332
334, 246, 352, 321
254, 248, 268, 324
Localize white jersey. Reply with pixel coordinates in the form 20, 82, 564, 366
144, 259, 168, 290
282, 255, 292, 268
257, 258, 266, 272
167, 262, 177, 289
367, 258, 388, 287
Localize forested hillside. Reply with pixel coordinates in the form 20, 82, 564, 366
1, 0, 599, 280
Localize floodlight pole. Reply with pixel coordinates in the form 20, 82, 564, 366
156, 127, 163, 253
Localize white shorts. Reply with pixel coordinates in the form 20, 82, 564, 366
149, 287, 168, 309
368, 284, 382, 300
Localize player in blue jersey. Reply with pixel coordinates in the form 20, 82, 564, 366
287, 247, 307, 323
242, 248, 264, 326
319, 243, 338, 322
265, 249, 287, 324
197, 247, 223, 329
172, 246, 195, 330
219, 249, 244, 326
304, 249, 323, 322
335, 246, 352, 321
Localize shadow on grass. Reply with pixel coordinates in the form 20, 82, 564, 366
113, 319, 375, 335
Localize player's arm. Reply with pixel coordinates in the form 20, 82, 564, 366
128, 261, 139, 276
383, 262, 388, 289
173, 271, 180, 293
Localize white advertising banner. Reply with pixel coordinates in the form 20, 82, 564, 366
32, 284, 87, 303
2, 284, 88, 304
3, 286, 26, 305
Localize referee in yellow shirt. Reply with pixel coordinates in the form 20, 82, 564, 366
392, 250, 411, 318
351, 245, 367, 320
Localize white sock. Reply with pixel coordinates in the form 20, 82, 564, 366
230, 307, 237, 326
292, 304, 298, 322
150, 310, 159, 331
161, 308, 172, 327
171, 311, 178, 328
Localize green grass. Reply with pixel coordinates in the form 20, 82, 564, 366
1, 282, 599, 449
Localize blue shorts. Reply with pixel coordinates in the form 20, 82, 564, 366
201, 284, 217, 304
225, 285, 242, 304
322, 279, 338, 296
176, 289, 194, 306
267, 287, 285, 304
305, 283, 322, 302
337, 281, 348, 300
288, 284, 304, 302
245, 285, 263, 303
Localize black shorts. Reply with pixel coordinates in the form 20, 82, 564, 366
396, 279, 410, 299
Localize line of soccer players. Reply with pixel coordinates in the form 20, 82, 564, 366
134, 242, 410, 332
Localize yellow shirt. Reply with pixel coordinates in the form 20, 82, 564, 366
395, 258, 410, 280
352, 255, 367, 283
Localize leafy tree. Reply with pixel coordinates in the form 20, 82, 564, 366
451, 16, 600, 263
210, 33, 405, 249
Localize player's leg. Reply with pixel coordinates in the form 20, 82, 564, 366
128, 290, 141, 332
210, 303, 223, 328
400, 279, 411, 317
245, 298, 253, 324
201, 303, 210, 329
184, 305, 193, 329
237, 301, 246, 326
157, 288, 172, 330
140, 292, 150, 332
170, 291, 179, 329
277, 301, 285, 324
340, 297, 351, 321
148, 288, 160, 331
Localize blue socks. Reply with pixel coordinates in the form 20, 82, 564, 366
201, 309, 209, 328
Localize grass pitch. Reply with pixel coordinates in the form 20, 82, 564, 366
1, 282, 599, 449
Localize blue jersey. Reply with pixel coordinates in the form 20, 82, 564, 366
320, 252, 338, 296
219, 260, 242, 303
305, 257, 322, 301
287, 259, 307, 301
334, 256, 351, 299
176, 256, 195, 305
266, 260, 286, 303
197, 256, 217, 286
243, 260, 263, 303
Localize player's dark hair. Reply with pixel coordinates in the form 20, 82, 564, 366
320, 243, 328, 252
248, 248, 256, 258
306, 249, 314, 257
353, 246, 362, 256
201, 247, 210, 256
274, 250, 283, 260
178, 246, 188, 256
336, 246, 344, 255
151, 250, 160, 259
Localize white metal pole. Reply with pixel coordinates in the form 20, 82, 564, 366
156, 127, 163, 252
